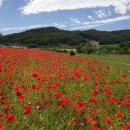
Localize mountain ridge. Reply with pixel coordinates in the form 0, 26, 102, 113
0, 27, 130, 47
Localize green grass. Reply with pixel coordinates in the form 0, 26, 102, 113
79, 54, 130, 73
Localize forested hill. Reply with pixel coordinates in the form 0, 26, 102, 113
0, 27, 130, 47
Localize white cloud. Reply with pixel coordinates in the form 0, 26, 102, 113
72, 15, 130, 30
0, 25, 45, 31
21, 0, 130, 15
52, 23, 66, 28
69, 18, 81, 24
95, 9, 111, 19
88, 15, 94, 20
83, 15, 130, 25
0, 0, 3, 7
0, 23, 66, 32
71, 24, 102, 30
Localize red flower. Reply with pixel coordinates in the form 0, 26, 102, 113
126, 102, 130, 108
122, 123, 130, 130
32, 73, 38, 78
96, 74, 102, 80
104, 89, 113, 95
90, 109, 99, 114
93, 88, 98, 95
0, 99, 9, 107
71, 120, 77, 126
105, 116, 113, 125
15, 90, 25, 103
0, 122, 4, 130
0, 114, 4, 119
42, 91, 46, 95
73, 100, 86, 113
47, 82, 60, 89
6, 114, 15, 123
90, 97, 98, 103
88, 117, 95, 124
91, 124, 99, 130
83, 74, 90, 81
35, 83, 41, 90
24, 105, 31, 115
54, 90, 61, 98
75, 92, 80, 97
115, 112, 124, 118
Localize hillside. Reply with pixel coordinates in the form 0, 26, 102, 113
0, 27, 130, 47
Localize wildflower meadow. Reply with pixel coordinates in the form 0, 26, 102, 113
0, 48, 130, 130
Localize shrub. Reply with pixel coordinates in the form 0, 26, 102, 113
27, 44, 38, 48
98, 45, 120, 54
63, 49, 68, 53
70, 50, 76, 56
119, 41, 130, 54
77, 42, 97, 54
55, 49, 64, 53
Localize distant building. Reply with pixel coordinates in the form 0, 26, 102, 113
66, 49, 77, 53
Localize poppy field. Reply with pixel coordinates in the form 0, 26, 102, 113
0, 48, 130, 130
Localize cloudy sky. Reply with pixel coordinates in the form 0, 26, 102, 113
0, 0, 130, 34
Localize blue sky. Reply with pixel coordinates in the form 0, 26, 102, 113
0, 0, 130, 35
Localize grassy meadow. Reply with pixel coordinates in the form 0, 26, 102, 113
80, 54, 130, 73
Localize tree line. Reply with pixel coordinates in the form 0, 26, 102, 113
0, 27, 130, 53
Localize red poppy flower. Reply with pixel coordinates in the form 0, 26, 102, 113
91, 124, 99, 130
90, 109, 98, 114
71, 120, 77, 126
88, 117, 95, 124
115, 112, 124, 118
6, 114, 15, 123
105, 116, 113, 125
90, 97, 98, 103
0, 114, 4, 119
122, 123, 130, 130
24, 105, 31, 115
0, 122, 4, 130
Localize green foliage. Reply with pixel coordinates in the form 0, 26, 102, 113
55, 49, 64, 53
97, 42, 130, 54
63, 49, 68, 53
1, 27, 130, 55
79, 29, 130, 44
55, 48, 68, 53
119, 41, 130, 54
76, 41, 98, 54
98, 45, 120, 54
1, 27, 86, 47
27, 44, 38, 48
